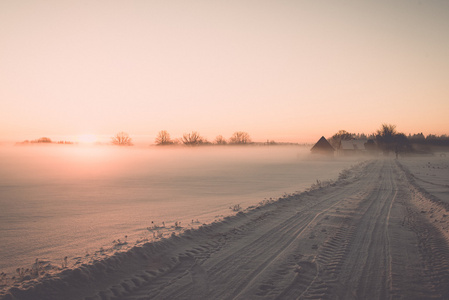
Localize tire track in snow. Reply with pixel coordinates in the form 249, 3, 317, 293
201, 162, 379, 299
353, 161, 396, 299
397, 159, 449, 298
230, 189, 348, 300
133, 163, 375, 300
298, 160, 397, 299
297, 161, 386, 299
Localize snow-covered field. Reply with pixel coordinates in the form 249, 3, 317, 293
0, 145, 364, 296
399, 154, 449, 206
2, 147, 449, 299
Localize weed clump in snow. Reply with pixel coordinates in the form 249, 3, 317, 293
338, 169, 351, 180
173, 221, 182, 229
147, 221, 166, 231
230, 204, 241, 212
61, 256, 68, 269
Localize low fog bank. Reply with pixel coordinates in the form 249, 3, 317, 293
0, 144, 317, 184
0, 144, 365, 278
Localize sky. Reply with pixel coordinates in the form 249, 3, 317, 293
1, 0, 448, 144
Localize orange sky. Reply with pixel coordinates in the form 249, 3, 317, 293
1, 0, 448, 144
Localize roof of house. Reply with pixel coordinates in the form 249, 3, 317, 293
311, 136, 335, 152
340, 139, 367, 150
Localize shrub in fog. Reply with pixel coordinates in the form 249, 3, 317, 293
155, 130, 174, 145
229, 131, 251, 144
111, 132, 133, 146
181, 131, 206, 146
214, 135, 227, 145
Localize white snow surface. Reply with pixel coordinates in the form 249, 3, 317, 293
3, 147, 449, 300
398, 154, 449, 205
0, 145, 362, 292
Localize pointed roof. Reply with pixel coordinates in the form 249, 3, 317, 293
311, 136, 335, 153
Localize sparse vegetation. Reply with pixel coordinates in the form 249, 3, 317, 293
16, 137, 75, 145
1, 272, 7, 285
259, 198, 275, 206
32, 258, 40, 277
214, 135, 227, 145
230, 204, 241, 212
13, 259, 43, 282
311, 180, 322, 189
155, 130, 174, 145
112, 132, 133, 146
35, 137, 52, 143
181, 131, 207, 146
338, 169, 351, 180
15, 268, 25, 281
147, 221, 165, 231
229, 131, 252, 145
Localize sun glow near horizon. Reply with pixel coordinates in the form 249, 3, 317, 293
77, 134, 98, 144
0, 1, 448, 141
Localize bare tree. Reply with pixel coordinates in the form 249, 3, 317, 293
181, 131, 205, 146
155, 130, 173, 145
214, 135, 227, 145
375, 123, 396, 153
375, 124, 411, 154
112, 132, 133, 146
376, 124, 397, 140
229, 131, 251, 144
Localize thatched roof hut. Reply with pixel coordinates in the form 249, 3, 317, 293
311, 136, 335, 155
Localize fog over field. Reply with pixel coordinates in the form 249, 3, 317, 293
2, 144, 449, 299
0, 145, 363, 277
1, 0, 448, 298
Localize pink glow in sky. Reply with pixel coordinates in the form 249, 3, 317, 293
1, 0, 448, 143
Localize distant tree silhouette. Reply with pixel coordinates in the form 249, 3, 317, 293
376, 124, 397, 153
364, 139, 377, 151
38, 137, 52, 143
112, 132, 133, 146
375, 124, 412, 154
394, 133, 412, 153
214, 135, 227, 145
425, 134, 449, 146
408, 133, 425, 144
229, 131, 251, 144
407, 133, 449, 147
181, 131, 205, 146
30, 137, 52, 143
328, 130, 354, 149
155, 130, 173, 145
377, 124, 397, 140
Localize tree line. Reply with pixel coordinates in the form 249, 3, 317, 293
328, 124, 449, 154
112, 131, 252, 146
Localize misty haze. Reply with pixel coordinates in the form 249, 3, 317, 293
0, 145, 360, 275
1, 0, 449, 298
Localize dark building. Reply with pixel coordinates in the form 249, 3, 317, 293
310, 136, 335, 155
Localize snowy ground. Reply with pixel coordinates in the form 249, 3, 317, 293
0, 145, 362, 294
399, 154, 449, 205
2, 155, 449, 299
